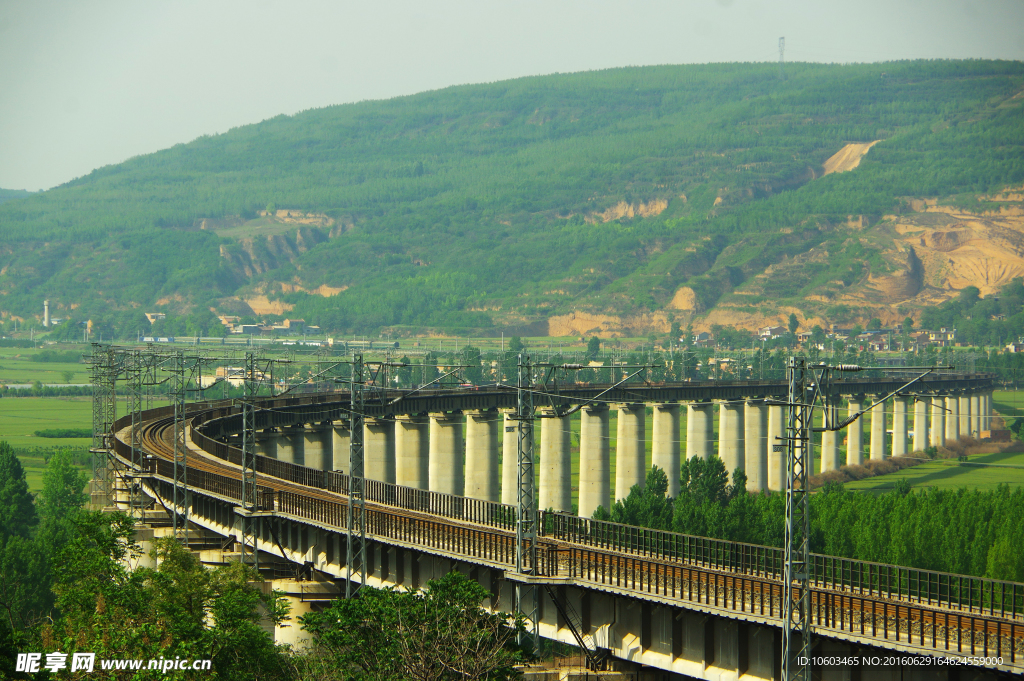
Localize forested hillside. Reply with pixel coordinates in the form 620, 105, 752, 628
1, 60, 1022, 338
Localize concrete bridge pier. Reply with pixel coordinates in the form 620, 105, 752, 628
718, 401, 744, 483
744, 400, 767, 492
931, 396, 946, 447
767, 403, 786, 491
302, 424, 327, 471
686, 401, 714, 461
945, 395, 960, 442
870, 397, 887, 461
500, 410, 517, 506
465, 409, 499, 502
615, 404, 646, 501
892, 397, 908, 457
331, 422, 350, 472
277, 426, 303, 465
394, 414, 428, 489
845, 396, 864, 466
578, 404, 610, 518
539, 408, 571, 512
959, 393, 971, 438
970, 392, 981, 435
820, 428, 840, 472
652, 403, 680, 497
364, 416, 395, 484
913, 397, 928, 452
258, 430, 278, 460
983, 391, 993, 430
428, 411, 463, 496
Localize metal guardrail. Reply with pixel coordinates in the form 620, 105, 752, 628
182, 412, 1024, 624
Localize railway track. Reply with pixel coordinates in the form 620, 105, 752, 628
112, 409, 1024, 669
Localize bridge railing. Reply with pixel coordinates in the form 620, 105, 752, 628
188, 423, 518, 531
812, 554, 1024, 621
173, 415, 1024, 621
541, 513, 785, 579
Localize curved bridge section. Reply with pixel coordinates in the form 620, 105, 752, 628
106, 376, 1023, 679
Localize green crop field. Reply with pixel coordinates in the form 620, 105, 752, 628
0, 396, 95, 491
0, 345, 91, 385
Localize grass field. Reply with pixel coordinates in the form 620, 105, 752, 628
0, 346, 90, 385
0, 396, 94, 491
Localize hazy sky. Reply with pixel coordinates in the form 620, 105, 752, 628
2, 0, 1023, 191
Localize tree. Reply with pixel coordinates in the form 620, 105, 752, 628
586, 336, 601, 358
0, 441, 41, 660
902, 317, 914, 333
604, 466, 674, 529
301, 570, 527, 681
61, 370, 74, 384
867, 317, 883, 331
507, 336, 525, 353
46, 516, 292, 681
788, 314, 799, 335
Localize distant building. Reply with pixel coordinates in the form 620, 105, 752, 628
758, 325, 787, 340
928, 328, 957, 347
1006, 342, 1024, 353
145, 312, 166, 324
692, 332, 712, 346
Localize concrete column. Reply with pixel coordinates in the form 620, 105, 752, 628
303, 425, 327, 471
984, 391, 993, 431
959, 394, 971, 438
578, 404, 610, 518
260, 431, 278, 460
465, 409, 499, 502
500, 410, 518, 506
364, 417, 395, 484
846, 396, 864, 466
539, 408, 572, 512
913, 398, 928, 453
686, 402, 714, 461
744, 401, 767, 492
767, 404, 786, 491
870, 398, 887, 461
931, 397, 946, 447
615, 404, 646, 501
395, 414, 429, 489
718, 401, 745, 482
277, 426, 303, 465
892, 397, 908, 458
652, 403, 680, 497
970, 393, 981, 436
331, 423, 350, 472
429, 412, 464, 496
945, 395, 960, 442
821, 425, 839, 472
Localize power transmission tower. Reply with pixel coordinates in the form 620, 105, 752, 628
240, 350, 272, 569
346, 353, 366, 598
125, 349, 147, 517
515, 353, 539, 650
779, 360, 934, 681
170, 349, 191, 542
781, 357, 812, 681
778, 37, 786, 80
89, 344, 118, 508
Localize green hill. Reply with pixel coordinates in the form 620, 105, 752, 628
1, 60, 1022, 338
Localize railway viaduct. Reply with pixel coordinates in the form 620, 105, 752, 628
96, 373, 1022, 680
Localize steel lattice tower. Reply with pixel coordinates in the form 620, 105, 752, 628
515, 353, 539, 650
240, 351, 261, 568
170, 349, 191, 542
782, 357, 812, 681
89, 344, 118, 508
346, 353, 366, 598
